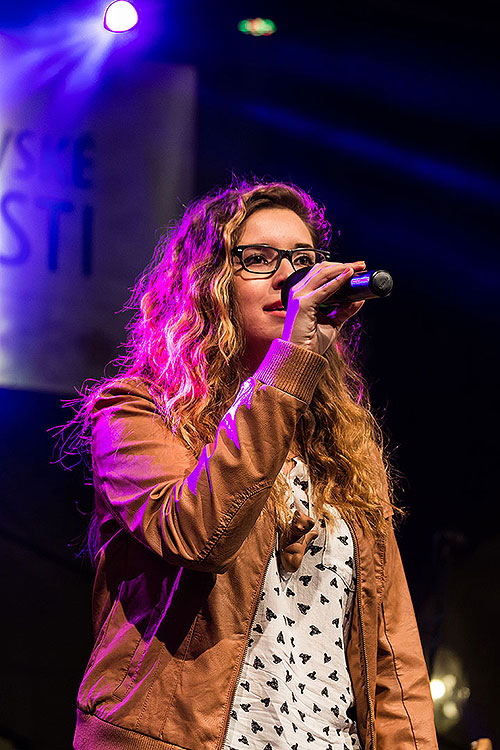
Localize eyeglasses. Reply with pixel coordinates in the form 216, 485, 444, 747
232, 244, 329, 275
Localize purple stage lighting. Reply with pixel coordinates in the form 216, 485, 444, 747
104, 1, 139, 33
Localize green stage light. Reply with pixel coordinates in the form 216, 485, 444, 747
238, 18, 276, 36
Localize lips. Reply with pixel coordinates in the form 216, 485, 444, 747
263, 301, 285, 312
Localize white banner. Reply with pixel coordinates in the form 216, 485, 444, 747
0, 40, 196, 393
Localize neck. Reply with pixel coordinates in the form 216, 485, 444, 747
240, 341, 272, 377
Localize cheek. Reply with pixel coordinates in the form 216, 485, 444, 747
237, 296, 262, 336
233, 278, 264, 314
233, 285, 267, 341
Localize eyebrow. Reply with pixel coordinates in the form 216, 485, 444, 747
239, 242, 316, 249
248, 242, 315, 248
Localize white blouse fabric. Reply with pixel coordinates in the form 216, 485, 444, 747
224, 458, 361, 750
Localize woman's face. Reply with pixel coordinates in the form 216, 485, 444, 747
232, 206, 315, 371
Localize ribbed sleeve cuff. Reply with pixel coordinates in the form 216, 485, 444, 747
253, 339, 328, 403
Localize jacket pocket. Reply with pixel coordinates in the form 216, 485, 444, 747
111, 569, 183, 701
111, 601, 163, 701
87, 581, 125, 672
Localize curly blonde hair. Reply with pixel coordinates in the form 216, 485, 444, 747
61, 178, 397, 548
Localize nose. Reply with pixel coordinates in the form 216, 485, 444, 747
272, 258, 295, 289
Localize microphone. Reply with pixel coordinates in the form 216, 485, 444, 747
281, 267, 393, 316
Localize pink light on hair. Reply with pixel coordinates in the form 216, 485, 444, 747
54, 177, 397, 558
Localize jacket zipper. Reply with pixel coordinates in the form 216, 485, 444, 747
342, 513, 376, 749
218, 526, 276, 750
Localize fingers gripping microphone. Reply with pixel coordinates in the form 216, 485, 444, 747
280, 267, 393, 316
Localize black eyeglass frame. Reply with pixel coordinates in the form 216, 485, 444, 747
231, 244, 330, 275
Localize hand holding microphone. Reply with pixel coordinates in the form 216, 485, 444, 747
280, 261, 392, 356
281, 266, 393, 314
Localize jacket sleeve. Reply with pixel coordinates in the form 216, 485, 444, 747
375, 522, 438, 749
91, 338, 327, 573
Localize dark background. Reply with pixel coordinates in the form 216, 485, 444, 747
1, 1, 499, 748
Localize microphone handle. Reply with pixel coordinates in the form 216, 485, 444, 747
281, 268, 393, 315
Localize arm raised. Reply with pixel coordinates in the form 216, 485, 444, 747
91, 339, 328, 573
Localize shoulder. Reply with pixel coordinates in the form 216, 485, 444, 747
89, 377, 194, 470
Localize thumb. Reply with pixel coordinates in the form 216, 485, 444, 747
287, 510, 315, 544
279, 511, 318, 573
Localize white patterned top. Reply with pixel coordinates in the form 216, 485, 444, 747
223, 458, 361, 750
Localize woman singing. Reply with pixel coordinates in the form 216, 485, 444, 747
71, 180, 437, 749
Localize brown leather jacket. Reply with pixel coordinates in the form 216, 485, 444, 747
74, 339, 438, 750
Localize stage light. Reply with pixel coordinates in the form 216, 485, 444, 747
238, 18, 276, 37
430, 679, 446, 700
104, 1, 139, 33
430, 648, 470, 735
442, 701, 460, 720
